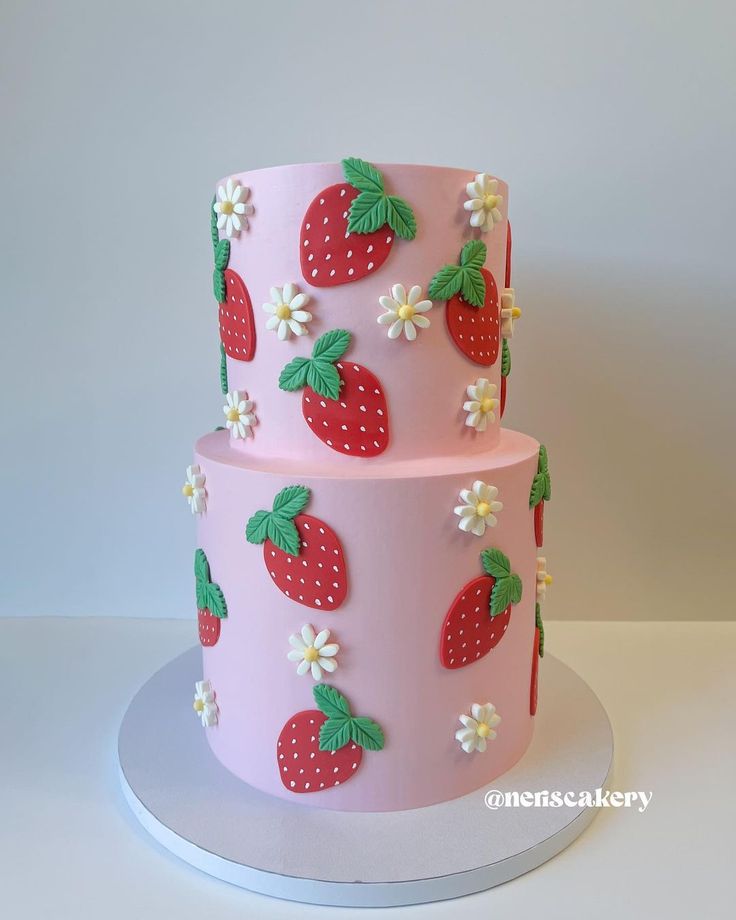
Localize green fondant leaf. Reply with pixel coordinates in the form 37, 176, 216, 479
319, 716, 352, 752
312, 329, 351, 363
510, 573, 523, 605
430, 244, 486, 307
272, 484, 310, 520
538, 446, 552, 501
214, 238, 230, 271
460, 267, 485, 307
536, 603, 545, 657
206, 581, 228, 619
490, 576, 513, 617
529, 472, 547, 508
266, 514, 300, 556
481, 547, 511, 579
349, 716, 385, 752
347, 190, 389, 234
306, 360, 341, 401
341, 157, 385, 194
314, 684, 352, 719
219, 343, 228, 394
194, 548, 226, 617
428, 264, 464, 302
245, 509, 271, 545
210, 197, 219, 250
385, 195, 417, 240
460, 239, 487, 269
501, 338, 511, 377
279, 357, 310, 392
194, 548, 209, 582
213, 268, 226, 303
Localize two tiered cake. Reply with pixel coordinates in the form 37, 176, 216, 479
185, 160, 552, 812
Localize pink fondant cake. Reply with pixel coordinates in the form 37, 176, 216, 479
185, 161, 552, 812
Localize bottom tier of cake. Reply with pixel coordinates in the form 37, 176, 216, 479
192, 429, 543, 812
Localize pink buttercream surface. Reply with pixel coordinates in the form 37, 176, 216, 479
219, 162, 509, 463
195, 428, 539, 812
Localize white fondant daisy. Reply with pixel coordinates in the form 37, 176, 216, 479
536, 557, 553, 602
463, 379, 498, 432
500, 288, 522, 338
193, 680, 218, 727
181, 464, 207, 514
454, 481, 503, 536
214, 177, 254, 238
223, 390, 257, 440
263, 284, 312, 340
378, 284, 433, 341
455, 702, 501, 753
464, 173, 504, 232
287, 624, 340, 680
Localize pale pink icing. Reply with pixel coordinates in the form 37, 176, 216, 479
195, 428, 539, 812
219, 162, 509, 463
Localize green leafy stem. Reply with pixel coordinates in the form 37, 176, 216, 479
501, 338, 511, 378
278, 329, 351, 401
194, 548, 227, 618
481, 547, 523, 617
341, 157, 417, 240
313, 684, 385, 753
219, 342, 229, 394
210, 197, 231, 303
529, 445, 552, 508
536, 603, 545, 657
428, 240, 487, 308
245, 485, 311, 556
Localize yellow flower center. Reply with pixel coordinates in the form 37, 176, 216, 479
220, 200, 234, 215
481, 397, 496, 414
182, 483, 194, 497
276, 304, 292, 320
476, 722, 491, 738
544, 574, 553, 586
226, 407, 240, 422
398, 303, 416, 321
476, 501, 492, 518
304, 645, 320, 663
484, 194, 499, 209
512, 306, 522, 318
193, 699, 204, 712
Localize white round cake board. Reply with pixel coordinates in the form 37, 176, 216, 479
118, 647, 613, 907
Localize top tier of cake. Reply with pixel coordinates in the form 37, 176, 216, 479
214, 161, 514, 465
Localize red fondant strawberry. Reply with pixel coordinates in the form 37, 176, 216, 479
439, 547, 522, 669
529, 445, 551, 547
428, 241, 500, 366
194, 548, 227, 647
500, 338, 511, 418
505, 220, 512, 288
279, 329, 389, 457
211, 199, 255, 361
246, 485, 348, 610
277, 684, 384, 793
530, 603, 544, 715
300, 158, 416, 287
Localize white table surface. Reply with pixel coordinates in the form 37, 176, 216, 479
3, 617, 733, 919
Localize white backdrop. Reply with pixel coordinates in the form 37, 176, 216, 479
1, 0, 733, 619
